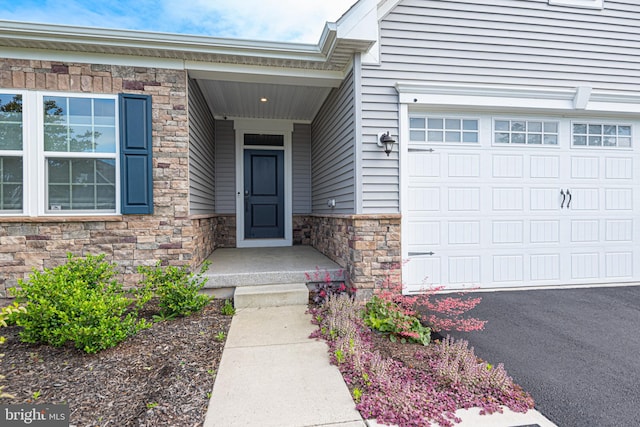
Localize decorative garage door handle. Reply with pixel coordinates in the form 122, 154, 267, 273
409, 252, 435, 256
560, 189, 566, 208
566, 189, 572, 209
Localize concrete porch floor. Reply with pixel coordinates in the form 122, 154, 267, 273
202, 246, 346, 298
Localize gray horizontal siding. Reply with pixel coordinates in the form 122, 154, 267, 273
215, 119, 236, 214
292, 123, 312, 214
311, 68, 356, 214
359, 0, 640, 213
188, 79, 216, 215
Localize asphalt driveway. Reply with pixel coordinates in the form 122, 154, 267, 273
450, 286, 640, 427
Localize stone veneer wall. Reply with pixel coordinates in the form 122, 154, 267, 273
293, 215, 312, 245
309, 214, 402, 300
0, 59, 193, 294
214, 215, 236, 248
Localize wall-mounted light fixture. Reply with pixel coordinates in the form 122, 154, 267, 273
377, 132, 397, 156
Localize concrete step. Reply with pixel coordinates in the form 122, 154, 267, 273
233, 283, 309, 309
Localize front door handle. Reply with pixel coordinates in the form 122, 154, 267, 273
560, 189, 566, 209
244, 190, 249, 197
566, 189, 572, 209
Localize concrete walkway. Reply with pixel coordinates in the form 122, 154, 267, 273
203, 305, 365, 427
203, 303, 557, 427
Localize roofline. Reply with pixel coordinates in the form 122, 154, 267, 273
0, 17, 375, 68
0, 19, 328, 59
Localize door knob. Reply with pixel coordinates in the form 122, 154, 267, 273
244, 190, 249, 197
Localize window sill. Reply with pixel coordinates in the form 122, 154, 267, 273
0, 215, 124, 223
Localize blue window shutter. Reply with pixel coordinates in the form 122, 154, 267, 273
119, 94, 153, 214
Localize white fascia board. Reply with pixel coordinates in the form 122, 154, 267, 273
396, 82, 640, 115
378, 0, 403, 20
0, 46, 185, 69
336, 0, 380, 64
0, 20, 324, 60
187, 64, 344, 88
337, 0, 378, 41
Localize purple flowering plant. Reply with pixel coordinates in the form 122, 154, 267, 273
309, 294, 534, 427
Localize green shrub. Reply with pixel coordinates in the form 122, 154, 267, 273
137, 261, 211, 319
221, 299, 235, 316
10, 253, 150, 354
364, 295, 431, 346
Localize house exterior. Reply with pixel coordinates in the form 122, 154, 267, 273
1, 0, 640, 296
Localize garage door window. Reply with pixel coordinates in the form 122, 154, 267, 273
410, 117, 478, 143
494, 119, 558, 145
572, 123, 632, 148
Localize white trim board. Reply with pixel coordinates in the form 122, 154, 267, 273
395, 83, 640, 116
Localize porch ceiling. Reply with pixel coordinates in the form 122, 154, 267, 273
195, 79, 333, 121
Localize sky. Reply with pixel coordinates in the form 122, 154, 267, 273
0, 0, 357, 44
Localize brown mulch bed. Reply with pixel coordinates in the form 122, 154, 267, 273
0, 299, 232, 427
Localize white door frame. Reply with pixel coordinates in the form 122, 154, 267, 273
234, 119, 293, 248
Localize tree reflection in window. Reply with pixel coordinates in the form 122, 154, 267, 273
44, 97, 102, 153
0, 94, 23, 210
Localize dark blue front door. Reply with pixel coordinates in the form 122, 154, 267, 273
244, 149, 284, 239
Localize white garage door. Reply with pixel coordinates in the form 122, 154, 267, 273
404, 115, 640, 292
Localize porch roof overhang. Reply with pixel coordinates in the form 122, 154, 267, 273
0, 16, 376, 121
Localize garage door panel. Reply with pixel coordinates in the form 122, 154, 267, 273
448, 256, 481, 284
493, 188, 523, 211
493, 155, 523, 178
493, 220, 524, 244
571, 220, 599, 242
408, 187, 440, 211
571, 253, 600, 279
530, 254, 561, 281
448, 154, 480, 177
605, 189, 633, 210
531, 188, 561, 210
605, 219, 633, 241
571, 156, 599, 179
408, 220, 440, 246
448, 221, 480, 245
409, 152, 440, 178
605, 157, 633, 179
570, 188, 599, 210
530, 220, 560, 243
448, 187, 480, 211
605, 252, 633, 279
493, 255, 524, 283
406, 256, 441, 289
530, 155, 559, 178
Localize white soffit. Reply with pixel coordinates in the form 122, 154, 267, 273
198, 79, 332, 121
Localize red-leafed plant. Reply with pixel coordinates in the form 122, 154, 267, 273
376, 268, 486, 333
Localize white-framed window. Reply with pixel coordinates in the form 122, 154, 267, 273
0, 90, 119, 216
494, 119, 559, 145
410, 116, 479, 143
0, 92, 23, 213
572, 122, 632, 148
548, 0, 603, 9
